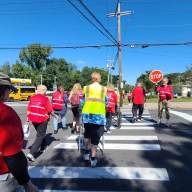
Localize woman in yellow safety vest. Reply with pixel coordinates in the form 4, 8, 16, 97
80, 72, 108, 168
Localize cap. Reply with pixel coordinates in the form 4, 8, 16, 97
0, 72, 18, 92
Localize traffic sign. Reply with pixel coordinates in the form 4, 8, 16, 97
149, 70, 163, 83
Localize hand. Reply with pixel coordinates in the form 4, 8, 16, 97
55, 115, 60, 122
24, 180, 39, 192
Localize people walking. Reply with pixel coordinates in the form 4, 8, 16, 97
155, 77, 173, 127
26, 85, 58, 162
68, 83, 83, 134
52, 85, 68, 134
0, 72, 38, 192
131, 82, 146, 123
80, 72, 108, 167
106, 84, 117, 133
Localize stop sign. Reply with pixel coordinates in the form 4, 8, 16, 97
149, 70, 163, 83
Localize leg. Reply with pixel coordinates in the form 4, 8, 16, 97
107, 112, 112, 131
30, 121, 48, 156
132, 103, 138, 118
60, 113, 66, 128
106, 112, 110, 130
83, 123, 92, 160
165, 101, 170, 120
138, 104, 144, 119
90, 124, 104, 167
53, 112, 58, 132
158, 100, 163, 120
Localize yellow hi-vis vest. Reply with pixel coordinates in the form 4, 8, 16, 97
82, 83, 107, 116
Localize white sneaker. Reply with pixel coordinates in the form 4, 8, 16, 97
107, 129, 111, 133
137, 118, 141, 122
83, 153, 90, 161
157, 119, 161, 125
90, 159, 97, 168
26, 153, 35, 162
166, 119, 170, 127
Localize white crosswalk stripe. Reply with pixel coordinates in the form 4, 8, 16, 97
29, 166, 169, 181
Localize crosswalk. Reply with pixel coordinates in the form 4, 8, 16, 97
29, 108, 169, 191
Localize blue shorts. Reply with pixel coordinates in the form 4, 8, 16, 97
84, 123, 104, 145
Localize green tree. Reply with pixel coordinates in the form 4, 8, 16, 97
79, 67, 108, 87
19, 43, 53, 71
136, 71, 154, 92
0, 61, 12, 76
43, 58, 80, 90
12, 61, 32, 78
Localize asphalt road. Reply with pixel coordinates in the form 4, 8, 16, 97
6, 101, 192, 192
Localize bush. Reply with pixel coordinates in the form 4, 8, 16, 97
146, 94, 158, 99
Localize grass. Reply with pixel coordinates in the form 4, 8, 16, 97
123, 97, 192, 104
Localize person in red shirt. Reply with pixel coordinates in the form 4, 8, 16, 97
106, 84, 118, 133
127, 93, 132, 103
155, 77, 173, 127
131, 82, 146, 123
0, 72, 38, 192
26, 85, 58, 162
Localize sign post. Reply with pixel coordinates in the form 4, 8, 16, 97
149, 70, 163, 83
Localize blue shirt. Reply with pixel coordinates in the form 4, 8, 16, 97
80, 95, 108, 125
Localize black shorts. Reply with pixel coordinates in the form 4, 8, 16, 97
71, 106, 80, 118
84, 123, 104, 145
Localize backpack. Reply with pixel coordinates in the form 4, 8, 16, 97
70, 94, 80, 106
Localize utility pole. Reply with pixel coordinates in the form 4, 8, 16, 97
107, 1, 131, 107
106, 60, 114, 84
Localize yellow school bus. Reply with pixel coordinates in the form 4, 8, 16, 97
9, 86, 36, 101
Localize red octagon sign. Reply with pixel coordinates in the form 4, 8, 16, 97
149, 70, 163, 83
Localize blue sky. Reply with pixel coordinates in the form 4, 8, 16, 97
0, 0, 192, 85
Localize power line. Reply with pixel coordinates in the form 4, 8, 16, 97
67, 0, 118, 45
0, 41, 192, 50
77, 0, 119, 45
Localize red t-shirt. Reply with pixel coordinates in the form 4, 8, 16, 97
107, 91, 118, 113
132, 86, 146, 104
0, 103, 23, 174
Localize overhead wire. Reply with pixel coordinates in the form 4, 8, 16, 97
77, 0, 119, 45
67, 0, 118, 45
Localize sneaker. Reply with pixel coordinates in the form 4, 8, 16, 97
157, 119, 161, 125
71, 128, 75, 134
83, 153, 90, 161
166, 119, 170, 127
137, 118, 141, 122
90, 159, 97, 168
26, 153, 35, 162
54, 130, 58, 134
132, 117, 136, 123
62, 127, 68, 130
107, 129, 111, 133
39, 146, 49, 153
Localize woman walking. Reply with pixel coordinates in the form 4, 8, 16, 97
0, 72, 38, 192
52, 85, 68, 134
68, 83, 83, 134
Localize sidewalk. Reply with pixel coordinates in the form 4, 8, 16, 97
122, 102, 192, 110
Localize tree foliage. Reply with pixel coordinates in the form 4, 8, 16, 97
19, 43, 52, 71
0, 61, 12, 76
136, 71, 154, 92
12, 61, 32, 78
